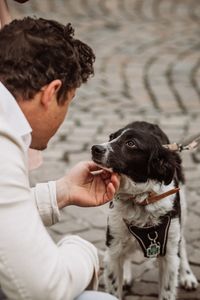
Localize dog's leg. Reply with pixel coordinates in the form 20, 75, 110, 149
123, 259, 133, 288
103, 210, 131, 299
104, 250, 124, 300
178, 186, 198, 290
158, 254, 179, 300
179, 236, 198, 290
158, 219, 180, 300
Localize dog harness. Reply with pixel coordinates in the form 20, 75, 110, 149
115, 187, 180, 258
124, 215, 171, 258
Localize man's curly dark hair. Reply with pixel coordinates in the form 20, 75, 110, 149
0, 17, 95, 104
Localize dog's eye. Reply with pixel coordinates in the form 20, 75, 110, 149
126, 141, 136, 148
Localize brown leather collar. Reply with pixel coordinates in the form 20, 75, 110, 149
115, 187, 180, 206
138, 187, 180, 206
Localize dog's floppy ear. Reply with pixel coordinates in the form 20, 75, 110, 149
109, 129, 123, 141
148, 147, 178, 185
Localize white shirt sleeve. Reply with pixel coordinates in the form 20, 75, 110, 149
0, 123, 99, 300
31, 181, 60, 227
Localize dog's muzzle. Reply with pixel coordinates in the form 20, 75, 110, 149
92, 145, 106, 155
91, 144, 107, 164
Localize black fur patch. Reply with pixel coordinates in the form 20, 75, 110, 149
108, 273, 114, 280
109, 201, 114, 209
106, 225, 114, 247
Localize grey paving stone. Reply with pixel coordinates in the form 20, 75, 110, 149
142, 269, 159, 283
125, 297, 156, 300
191, 265, 200, 283
78, 228, 106, 244
128, 281, 158, 296
189, 249, 200, 265
177, 287, 200, 299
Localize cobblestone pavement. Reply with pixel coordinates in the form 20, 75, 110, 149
4, 0, 200, 299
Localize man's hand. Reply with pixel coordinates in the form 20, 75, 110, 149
56, 161, 120, 208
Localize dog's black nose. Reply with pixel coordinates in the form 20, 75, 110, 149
91, 145, 106, 155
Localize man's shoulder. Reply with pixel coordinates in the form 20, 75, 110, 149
0, 114, 16, 136
0, 115, 25, 153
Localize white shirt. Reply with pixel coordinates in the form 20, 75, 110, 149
0, 82, 60, 226
0, 82, 32, 149
0, 83, 99, 300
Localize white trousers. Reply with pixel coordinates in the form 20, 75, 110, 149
75, 291, 118, 300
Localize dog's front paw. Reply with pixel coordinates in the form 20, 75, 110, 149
179, 269, 198, 290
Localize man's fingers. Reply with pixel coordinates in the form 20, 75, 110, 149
90, 169, 104, 175
104, 182, 115, 202
103, 173, 121, 202
111, 173, 121, 191
86, 161, 103, 172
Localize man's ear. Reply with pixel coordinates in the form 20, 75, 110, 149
148, 147, 177, 185
40, 80, 62, 109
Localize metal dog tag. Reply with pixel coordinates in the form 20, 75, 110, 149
146, 232, 160, 258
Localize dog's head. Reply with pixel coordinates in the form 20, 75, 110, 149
91, 121, 181, 185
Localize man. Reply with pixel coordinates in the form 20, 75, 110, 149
0, 17, 120, 300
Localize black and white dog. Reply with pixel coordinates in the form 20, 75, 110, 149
91, 121, 198, 300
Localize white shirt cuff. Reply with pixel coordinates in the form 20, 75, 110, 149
32, 181, 60, 226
